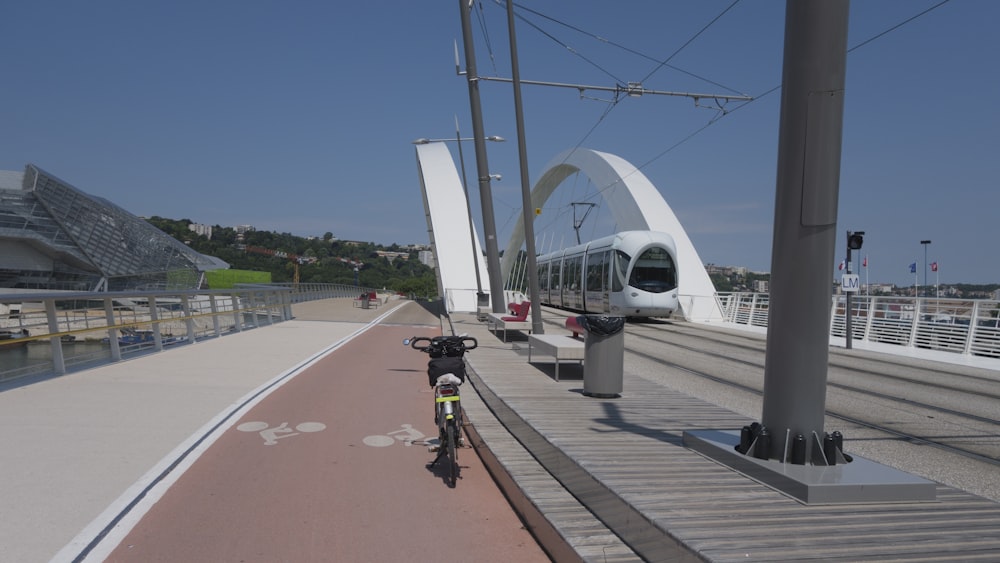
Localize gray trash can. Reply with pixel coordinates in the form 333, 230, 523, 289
476, 292, 490, 321
578, 315, 626, 398
361, 294, 370, 309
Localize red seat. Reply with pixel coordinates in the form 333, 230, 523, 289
566, 316, 583, 339
501, 301, 530, 321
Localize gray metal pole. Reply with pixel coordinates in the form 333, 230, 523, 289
506, 0, 544, 335
459, 0, 506, 313
921, 240, 931, 296
845, 236, 853, 350
454, 118, 484, 297
761, 0, 850, 463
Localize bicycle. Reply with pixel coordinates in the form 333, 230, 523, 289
404, 334, 477, 487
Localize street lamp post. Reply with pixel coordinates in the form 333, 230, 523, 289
920, 240, 932, 296
413, 133, 505, 310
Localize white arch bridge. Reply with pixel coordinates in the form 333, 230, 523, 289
414, 144, 723, 322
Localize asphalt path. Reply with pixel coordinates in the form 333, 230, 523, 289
95, 305, 549, 562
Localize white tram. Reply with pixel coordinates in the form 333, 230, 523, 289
535, 231, 679, 318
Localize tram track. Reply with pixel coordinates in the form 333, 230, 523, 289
629, 321, 1000, 424
539, 312, 1000, 469
626, 325, 1000, 467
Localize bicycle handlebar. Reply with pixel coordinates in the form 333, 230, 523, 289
406, 335, 477, 356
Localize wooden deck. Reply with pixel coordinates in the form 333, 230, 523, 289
450, 312, 1000, 562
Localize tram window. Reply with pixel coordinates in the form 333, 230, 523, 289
566, 256, 582, 290
628, 247, 676, 293
551, 261, 561, 291
538, 263, 549, 290
586, 251, 605, 292
612, 250, 629, 292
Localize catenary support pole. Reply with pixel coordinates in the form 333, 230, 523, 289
506, 0, 544, 335
459, 0, 506, 313
761, 0, 850, 463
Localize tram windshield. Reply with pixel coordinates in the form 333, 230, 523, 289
628, 247, 676, 293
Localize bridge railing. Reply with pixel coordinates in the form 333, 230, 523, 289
0, 283, 378, 383
716, 292, 1000, 359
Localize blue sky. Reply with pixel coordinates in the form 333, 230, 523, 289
1, 1, 996, 286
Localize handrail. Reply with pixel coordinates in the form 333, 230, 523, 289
716, 292, 1000, 360
0, 283, 382, 382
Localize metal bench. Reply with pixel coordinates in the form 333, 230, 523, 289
486, 301, 532, 342
528, 334, 585, 381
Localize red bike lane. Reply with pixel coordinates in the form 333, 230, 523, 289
104, 324, 550, 562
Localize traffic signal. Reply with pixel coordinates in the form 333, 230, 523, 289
847, 231, 864, 250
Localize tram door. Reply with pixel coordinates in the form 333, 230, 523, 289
584, 250, 610, 313
563, 254, 584, 311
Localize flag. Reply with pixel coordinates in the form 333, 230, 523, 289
909, 262, 917, 273
838, 260, 845, 271
862, 255, 868, 268
931, 261, 938, 272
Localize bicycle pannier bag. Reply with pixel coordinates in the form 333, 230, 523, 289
427, 356, 466, 386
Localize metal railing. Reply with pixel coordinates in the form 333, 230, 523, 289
0, 283, 378, 382
716, 292, 1000, 359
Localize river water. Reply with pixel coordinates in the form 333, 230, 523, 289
1, 340, 112, 380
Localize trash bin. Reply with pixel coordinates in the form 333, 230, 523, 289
361, 293, 370, 309
476, 292, 490, 321
578, 315, 626, 398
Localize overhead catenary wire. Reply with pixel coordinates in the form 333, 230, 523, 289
473, 1, 955, 256
487, 0, 957, 207
486, 0, 744, 184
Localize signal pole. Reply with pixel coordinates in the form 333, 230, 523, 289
845, 231, 864, 350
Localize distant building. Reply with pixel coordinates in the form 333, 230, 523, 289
375, 250, 409, 262
189, 223, 213, 239
753, 280, 769, 293
418, 250, 435, 268
868, 283, 894, 295
0, 165, 226, 291
705, 264, 748, 278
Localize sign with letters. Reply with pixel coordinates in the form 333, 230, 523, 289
841, 274, 860, 292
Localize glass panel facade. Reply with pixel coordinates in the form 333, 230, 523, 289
0, 165, 224, 291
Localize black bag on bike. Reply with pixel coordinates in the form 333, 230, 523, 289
427, 356, 466, 386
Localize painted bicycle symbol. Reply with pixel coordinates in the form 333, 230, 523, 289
363, 424, 426, 447
237, 421, 326, 445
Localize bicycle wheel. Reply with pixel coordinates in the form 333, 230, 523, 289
445, 421, 458, 486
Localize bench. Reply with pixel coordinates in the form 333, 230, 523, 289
566, 316, 584, 339
352, 291, 380, 309
528, 334, 585, 381
486, 301, 532, 342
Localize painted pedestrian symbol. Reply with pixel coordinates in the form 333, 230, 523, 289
237, 421, 326, 445
363, 424, 426, 447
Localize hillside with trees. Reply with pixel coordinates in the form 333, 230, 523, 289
146, 217, 439, 298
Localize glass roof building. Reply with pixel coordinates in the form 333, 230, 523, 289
0, 164, 226, 291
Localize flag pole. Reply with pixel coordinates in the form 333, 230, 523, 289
864, 255, 869, 295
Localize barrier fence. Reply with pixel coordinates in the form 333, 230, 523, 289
716, 292, 1000, 359
0, 283, 377, 382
